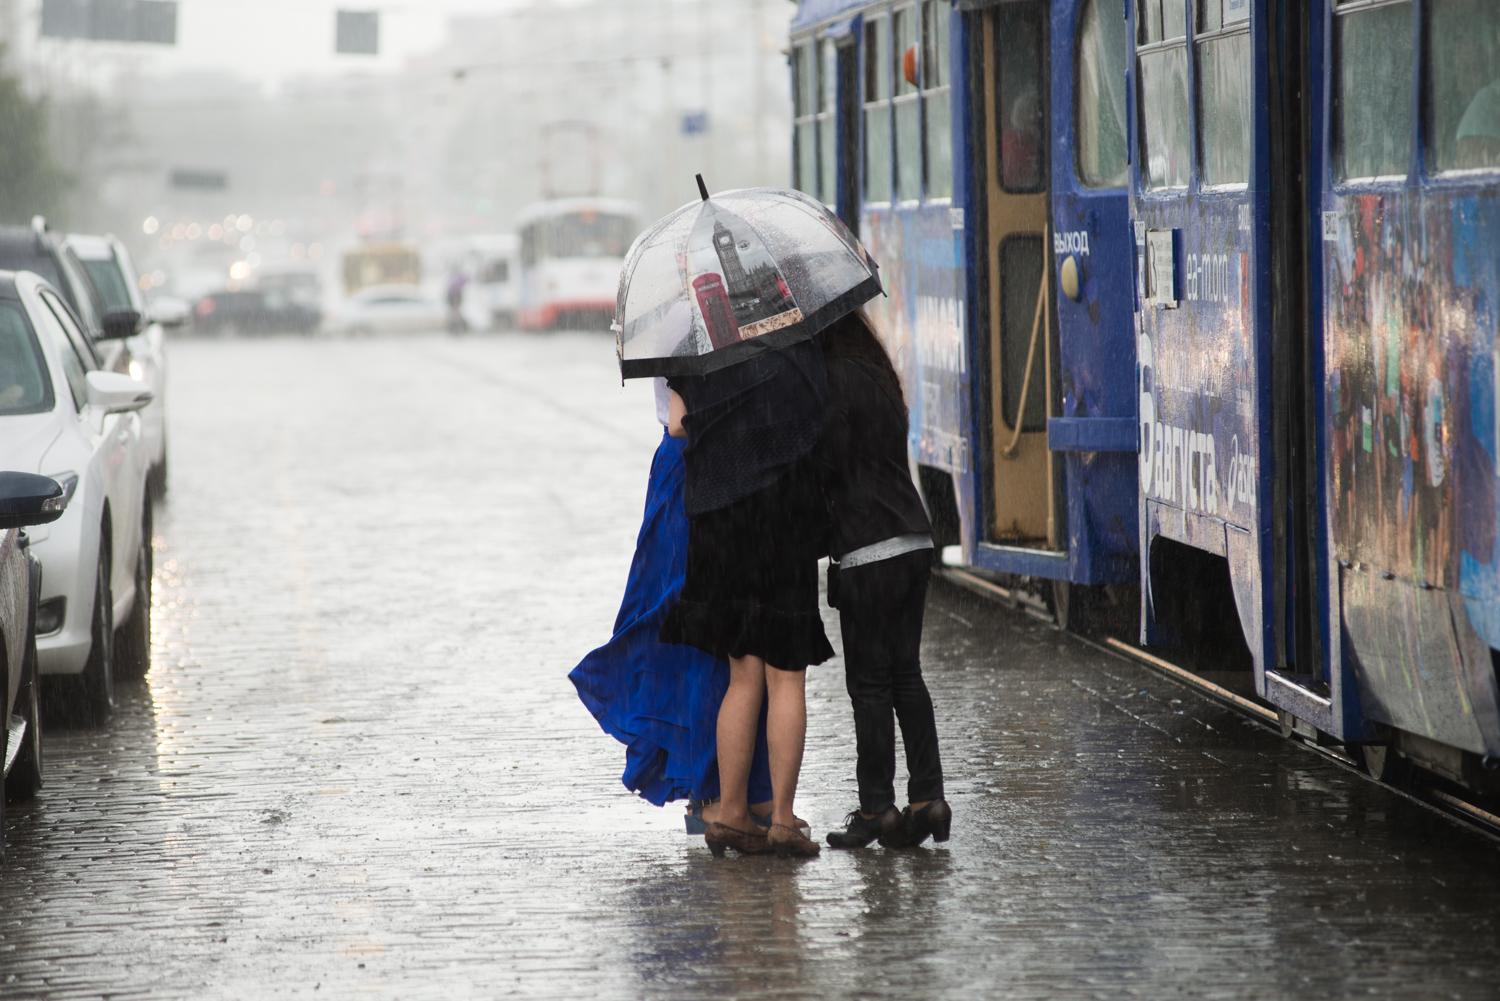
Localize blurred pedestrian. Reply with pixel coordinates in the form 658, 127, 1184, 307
817, 311, 951, 850
661, 337, 831, 859
445, 268, 469, 334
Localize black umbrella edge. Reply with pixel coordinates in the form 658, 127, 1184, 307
618, 273, 883, 380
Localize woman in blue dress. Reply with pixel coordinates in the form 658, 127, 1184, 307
569, 387, 774, 827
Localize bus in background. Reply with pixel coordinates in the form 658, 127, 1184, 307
458, 234, 520, 331
515, 199, 640, 331
342, 241, 422, 297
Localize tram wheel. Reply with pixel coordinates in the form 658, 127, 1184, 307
1051, 581, 1138, 637
1050, 582, 1074, 630
1352, 744, 1413, 786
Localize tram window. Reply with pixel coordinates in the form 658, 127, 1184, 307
865, 16, 894, 203
819, 40, 838, 200
795, 41, 817, 119
1198, 0, 1249, 31
1139, 0, 1161, 42
1427, 0, 1500, 172
1162, 0, 1187, 37
1000, 236, 1047, 433
995, 3, 1046, 193
794, 41, 819, 198
923, 1, 950, 90
1138, 0, 1187, 44
1197, 22, 1251, 185
894, 6, 921, 201
923, 0, 953, 198
519, 225, 537, 267
1077, 0, 1129, 187
865, 16, 890, 101
1139, 46, 1190, 188
1335, 1, 1413, 180
894, 8, 917, 99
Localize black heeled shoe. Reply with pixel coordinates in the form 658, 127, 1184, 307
879, 800, 953, 848
826, 806, 901, 849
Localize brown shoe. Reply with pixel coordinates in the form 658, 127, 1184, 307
705, 821, 770, 857
767, 823, 821, 858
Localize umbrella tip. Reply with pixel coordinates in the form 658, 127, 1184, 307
695, 174, 710, 202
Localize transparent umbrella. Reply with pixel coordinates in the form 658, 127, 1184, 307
613, 180, 881, 379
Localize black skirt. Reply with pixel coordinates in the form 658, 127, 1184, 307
660, 455, 832, 671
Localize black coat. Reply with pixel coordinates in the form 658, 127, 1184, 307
817, 351, 932, 559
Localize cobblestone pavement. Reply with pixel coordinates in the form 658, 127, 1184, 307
1, 333, 1498, 1000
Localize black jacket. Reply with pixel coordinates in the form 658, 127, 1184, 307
670, 339, 827, 516
817, 352, 931, 559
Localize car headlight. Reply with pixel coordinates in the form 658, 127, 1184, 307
46, 472, 79, 514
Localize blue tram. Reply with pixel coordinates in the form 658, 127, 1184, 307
789, 0, 1139, 612
789, 0, 1500, 792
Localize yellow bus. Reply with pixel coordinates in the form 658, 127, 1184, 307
341, 242, 421, 295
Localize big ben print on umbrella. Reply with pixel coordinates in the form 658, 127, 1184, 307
613, 179, 882, 379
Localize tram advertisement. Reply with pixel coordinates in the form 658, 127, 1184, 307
1325, 194, 1499, 605
1135, 220, 1257, 529
861, 206, 968, 476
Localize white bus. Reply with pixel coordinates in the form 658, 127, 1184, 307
515, 199, 640, 331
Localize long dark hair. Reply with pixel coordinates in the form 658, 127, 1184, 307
819, 309, 906, 409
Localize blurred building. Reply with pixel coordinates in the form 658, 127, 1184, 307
403, 0, 792, 237
0, 0, 793, 293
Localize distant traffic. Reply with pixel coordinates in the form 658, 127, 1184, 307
0, 192, 640, 854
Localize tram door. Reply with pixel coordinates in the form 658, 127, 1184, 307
980, 1, 1060, 547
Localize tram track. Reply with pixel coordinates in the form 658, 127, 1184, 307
936, 566, 1500, 844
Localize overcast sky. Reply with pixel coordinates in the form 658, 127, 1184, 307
25, 0, 590, 84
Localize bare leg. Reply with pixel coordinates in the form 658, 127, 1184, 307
705, 800, 774, 823
764, 666, 807, 829
716, 655, 765, 829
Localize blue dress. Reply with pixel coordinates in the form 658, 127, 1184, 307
570, 431, 772, 807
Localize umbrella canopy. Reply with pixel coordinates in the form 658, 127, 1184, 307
613, 185, 881, 379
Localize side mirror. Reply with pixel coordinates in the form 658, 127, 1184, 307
145, 296, 189, 329
0, 471, 67, 530
85, 370, 152, 414
100, 309, 142, 340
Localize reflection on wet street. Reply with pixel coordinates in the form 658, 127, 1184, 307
1, 334, 1497, 999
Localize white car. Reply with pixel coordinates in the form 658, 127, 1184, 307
0, 470, 67, 841
0, 270, 154, 722
333, 284, 447, 335
66, 233, 175, 495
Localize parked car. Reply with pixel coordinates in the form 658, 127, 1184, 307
193, 287, 321, 337
66, 233, 176, 495
0, 220, 112, 344
0, 471, 68, 850
331, 284, 447, 335
256, 267, 324, 313
0, 270, 154, 722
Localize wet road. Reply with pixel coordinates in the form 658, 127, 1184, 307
2, 332, 1499, 999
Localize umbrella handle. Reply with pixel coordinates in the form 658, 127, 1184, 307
999, 224, 1051, 459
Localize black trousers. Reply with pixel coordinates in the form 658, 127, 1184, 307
830, 550, 944, 813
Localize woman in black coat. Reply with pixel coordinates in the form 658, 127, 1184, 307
818, 311, 951, 849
